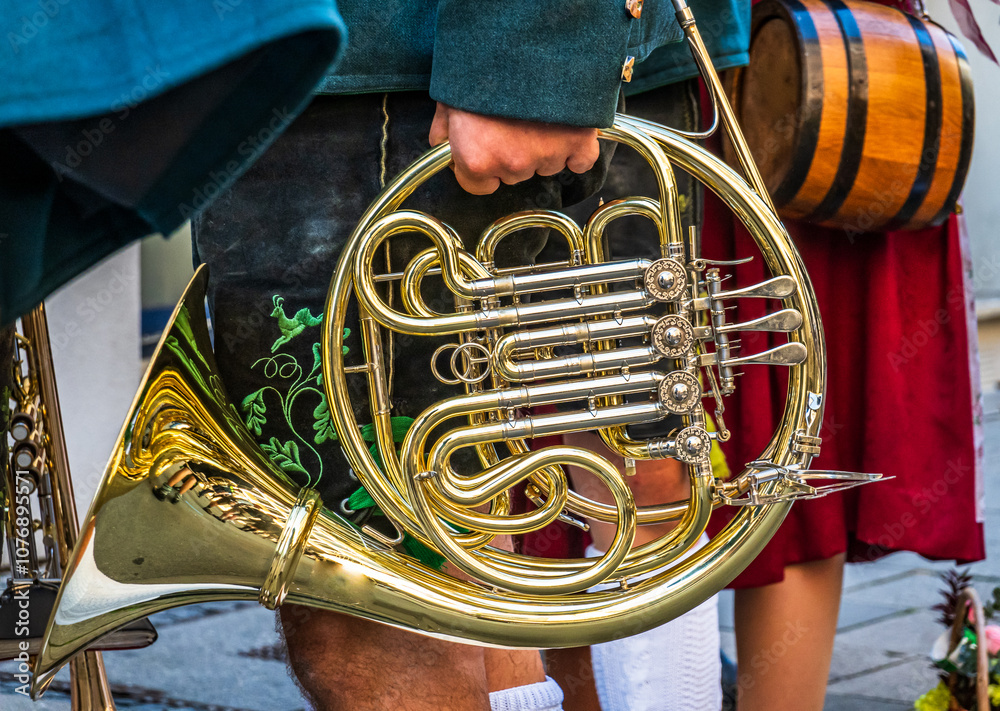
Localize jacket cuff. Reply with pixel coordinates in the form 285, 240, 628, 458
430, 1, 647, 128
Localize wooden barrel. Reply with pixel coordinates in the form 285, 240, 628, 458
727, 0, 974, 232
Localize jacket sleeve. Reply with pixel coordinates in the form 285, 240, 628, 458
429, 0, 684, 128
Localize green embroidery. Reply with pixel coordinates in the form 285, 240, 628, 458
239, 296, 356, 487
343, 415, 446, 570
270, 296, 323, 353
242, 297, 440, 568
312, 394, 337, 445
242, 389, 268, 436
260, 437, 309, 476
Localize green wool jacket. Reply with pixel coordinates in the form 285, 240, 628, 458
321, 0, 683, 127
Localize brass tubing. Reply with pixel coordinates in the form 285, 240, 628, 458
477, 210, 586, 266
407, 445, 636, 595
20, 307, 119, 710
497, 344, 663, 382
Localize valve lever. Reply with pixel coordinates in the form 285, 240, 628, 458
717, 308, 803, 334
700, 341, 807, 368
724, 342, 807, 367
718, 275, 796, 300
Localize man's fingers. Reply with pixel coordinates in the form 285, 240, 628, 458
453, 164, 501, 195
565, 133, 601, 174
499, 166, 537, 185
428, 104, 449, 147
534, 154, 569, 177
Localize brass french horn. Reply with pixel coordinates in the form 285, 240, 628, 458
32, 0, 880, 695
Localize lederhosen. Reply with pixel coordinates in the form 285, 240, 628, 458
193, 92, 613, 511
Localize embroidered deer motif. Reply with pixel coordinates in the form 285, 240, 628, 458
270, 295, 323, 352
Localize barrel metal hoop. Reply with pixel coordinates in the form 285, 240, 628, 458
805, 0, 869, 224
259, 488, 323, 610
770, 0, 825, 207
882, 12, 942, 231
929, 31, 975, 227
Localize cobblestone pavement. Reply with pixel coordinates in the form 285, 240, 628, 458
3, 360, 998, 711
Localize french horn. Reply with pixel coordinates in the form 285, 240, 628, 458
32, 0, 880, 695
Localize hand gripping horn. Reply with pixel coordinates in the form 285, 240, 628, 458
32, 1, 880, 695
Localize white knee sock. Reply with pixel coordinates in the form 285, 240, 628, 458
588, 533, 722, 711
489, 676, 564, 711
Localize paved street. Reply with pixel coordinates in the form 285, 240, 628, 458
3, 347, 998, 711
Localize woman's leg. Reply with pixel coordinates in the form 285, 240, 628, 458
733, 553, 846, 711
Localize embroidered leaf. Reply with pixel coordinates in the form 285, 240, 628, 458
241, 389, 267, 436
342, 327, 351, 356
261, 437, 309, 475
312, 394, 338, 445
312, 342, 323, 374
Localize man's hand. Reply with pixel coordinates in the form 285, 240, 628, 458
429, 102, 600, 195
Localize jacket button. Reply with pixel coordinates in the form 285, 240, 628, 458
621, 56, 635, 82
626, 0, 643, 18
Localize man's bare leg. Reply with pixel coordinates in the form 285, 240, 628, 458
279, 532, 547, 711
281, 607, 494, 711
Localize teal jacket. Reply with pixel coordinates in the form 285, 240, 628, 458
0, 0, 346, 325
320, 0, 684, 127
318, 0, 748, 122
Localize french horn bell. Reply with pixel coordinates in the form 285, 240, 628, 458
32, 1, 880, 696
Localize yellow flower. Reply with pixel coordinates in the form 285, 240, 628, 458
914, 681, 952, 711
988, 683, 1000, 706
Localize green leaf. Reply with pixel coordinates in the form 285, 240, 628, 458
312, 342, 322, 373
240, 388, 267, 436
312, 394, 338, 445
260, 437, 308, 475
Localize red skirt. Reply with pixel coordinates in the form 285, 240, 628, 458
700, 199, 985, 586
